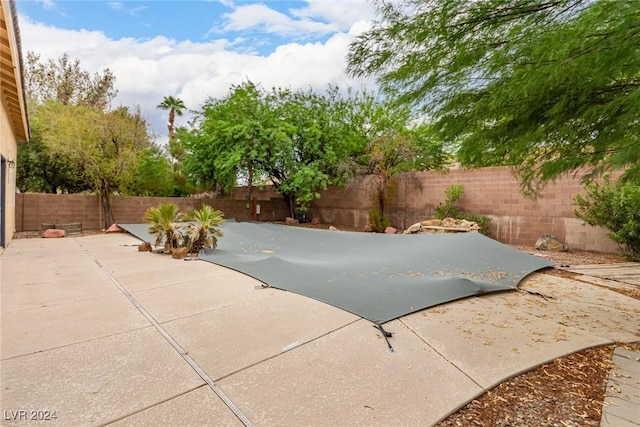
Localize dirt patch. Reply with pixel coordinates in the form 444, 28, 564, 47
436, 342, 640, 426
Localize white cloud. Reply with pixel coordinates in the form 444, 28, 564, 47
290, 0, 377, 32
218, 3, 337, 37
18, 1, 378, 146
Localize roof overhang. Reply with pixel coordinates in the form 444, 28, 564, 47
1, 0, 29, 141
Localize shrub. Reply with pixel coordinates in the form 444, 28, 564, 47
574, 177, 640, 261
435, 184, 492, 236
435, 184, 464, 219
369, 208, 391, 233
183, 205, 224, 254
144, 203, 183, 252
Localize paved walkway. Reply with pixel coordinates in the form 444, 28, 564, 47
1, 234, 639, 426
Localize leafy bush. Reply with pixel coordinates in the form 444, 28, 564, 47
435, 184, 492, 236
574, 178, 640, 261
435, 184, 464, 219
369, 208, 391, 233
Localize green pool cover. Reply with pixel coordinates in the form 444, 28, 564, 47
120, 222, 552, 324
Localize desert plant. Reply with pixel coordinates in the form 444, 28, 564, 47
435, 184, 464, 219
144, 203, 183, 252
435, 184, 492, 236
369, 208, 391, 233
183, 205, 224, 254
574, 177, 640, 261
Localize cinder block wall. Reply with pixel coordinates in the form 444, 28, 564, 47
15, 167, 622, 253
309, 166, 620, 253
16, 193, 289, 232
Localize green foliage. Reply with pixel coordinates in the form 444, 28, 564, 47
435, 184, 464, 220
574, 178, 640, 260
182, 82, 375, 216
21, 53, 162, 227
435, 185, 492, 236
16, 137, 91, 193
348, 0, 640, 194
121, 146, 176, 197
368, 208, 391, 233
144, 203, 184, 251
183, 205, 224, 254
352, 94, 450, 215
25, 51, 116, 109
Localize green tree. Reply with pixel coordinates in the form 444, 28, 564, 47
16, 135, 90, 193
183, 82, 271, 201
25, 51, 117, 109
157, 96, 186, 139
574, 177, 640, 260
157, 96, 187, 173
122, 145, 175, 197
348, 0, 640, 194
349, 94, 449, 218
32, 101, 152, 227
182, 82, 364, 215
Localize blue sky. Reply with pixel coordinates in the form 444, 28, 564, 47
16, 0, 377, 142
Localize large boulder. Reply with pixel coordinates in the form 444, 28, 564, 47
384, 226, 398, 234
535, 234, 569, 252
41, 229, 65, 238
285, 217, 299, 225
404, 218, 479, 234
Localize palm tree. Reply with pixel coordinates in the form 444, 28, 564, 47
157, 96, 187, 173
144, 203, 184, 252
157, 96, 186, 139
183, 205, 224, 255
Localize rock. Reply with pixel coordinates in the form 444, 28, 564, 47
329, 226, 338, 231
421, 219, 442, 227
384, 226, 397, 234
285, 217, 299, 225
407, 223, 422, 233
172, 247, 188, 259
441, 217, 457, 228
138, 242, 152, 252
535, 233, 569, 252
311, 217, 321, 225
41, 229, 65, 238
106, 223, 125, 233
363, 224, 373, 232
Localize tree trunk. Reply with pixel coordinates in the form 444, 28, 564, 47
99, 180, 114, 229
246, 164, 254, 201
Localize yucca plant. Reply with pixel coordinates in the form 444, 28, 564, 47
144, 203, 184, 252
183, 205, 224, 255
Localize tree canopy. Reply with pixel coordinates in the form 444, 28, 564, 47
182, 82, 363, 214
181, 81, 449, 215
19, 52, 171, 226
348, 0, 640, 193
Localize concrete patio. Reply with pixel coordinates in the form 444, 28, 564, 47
1, 233, 639, 426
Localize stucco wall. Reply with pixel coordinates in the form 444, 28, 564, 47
1, 98, 18, 247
